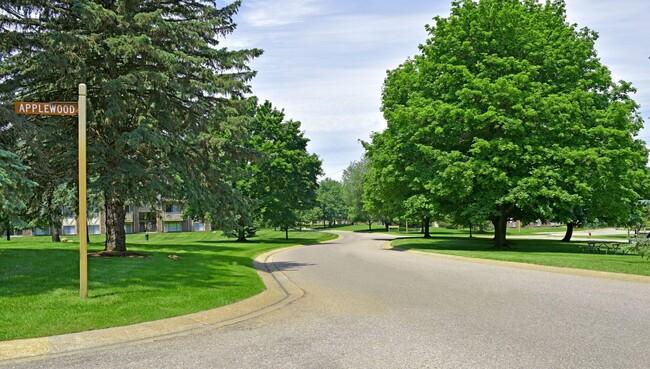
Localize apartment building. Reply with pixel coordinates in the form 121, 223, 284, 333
21, 203, 210, 236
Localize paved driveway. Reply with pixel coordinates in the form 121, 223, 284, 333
5, 231, 650, 368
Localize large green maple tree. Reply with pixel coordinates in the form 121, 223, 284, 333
376, 0, 648, 248
1, 1, 261, 251
245, 101, 322, 241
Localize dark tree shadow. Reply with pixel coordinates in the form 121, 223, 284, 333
390, 235, 605, 254
263, 261, 316, 272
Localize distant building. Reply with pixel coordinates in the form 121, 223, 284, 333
21, 203, 210, 236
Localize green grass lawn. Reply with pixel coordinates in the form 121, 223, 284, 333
0, 229, 336, 341
506, 226, 566, 235
392, 236, 650, 276
311, 223, 470, 235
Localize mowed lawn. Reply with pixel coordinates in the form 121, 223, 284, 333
392, 236, 650, 277
0, 230, 337, 341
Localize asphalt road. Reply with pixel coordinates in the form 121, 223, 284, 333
5, 231, 650, 368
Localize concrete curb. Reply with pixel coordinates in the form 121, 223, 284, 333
386, 242, 650, 284
0, 236, 339, 364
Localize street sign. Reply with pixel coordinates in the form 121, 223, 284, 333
15, 101, 78, 116
14, 89, 87, 299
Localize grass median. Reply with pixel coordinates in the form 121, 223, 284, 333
0, 229, 337, 341
392, 236, 650, 277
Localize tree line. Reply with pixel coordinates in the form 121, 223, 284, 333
0, 1, 321, 249
3, 0, 650, 251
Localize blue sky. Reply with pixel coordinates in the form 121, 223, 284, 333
222, 0, 650, 180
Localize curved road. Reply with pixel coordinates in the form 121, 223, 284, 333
5, 231, 650, 368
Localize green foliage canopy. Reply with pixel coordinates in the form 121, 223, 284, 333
245, 101, 322, 240
0, 1, 261, 251
0, 149, 35, 235
373, 0, 648, 247
317, 178, 347, 227
341, 157, 373, 226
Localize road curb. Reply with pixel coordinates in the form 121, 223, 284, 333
0, 235, 339, 364
386, 243, 650, 285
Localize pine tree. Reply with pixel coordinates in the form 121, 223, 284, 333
0, 149, 35, 240
1, 1, 261, 251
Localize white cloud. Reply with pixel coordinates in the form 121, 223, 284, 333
227, 8, 445, 179
229, 0, 650, 178
565, 0, 650, 143
242, 0, 321, 27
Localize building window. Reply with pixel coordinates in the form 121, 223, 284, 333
88, 225, 101, 235
124, 224, 133, 234
34, 228, 50, 236
165, 204, 181, 213
193, 222, 205, 232
138, 212, 156, 232
164, 222, 182, 232
62, 226, 76, 235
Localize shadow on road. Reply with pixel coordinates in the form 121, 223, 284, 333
269, 261, 317, 272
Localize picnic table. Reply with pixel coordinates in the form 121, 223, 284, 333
581, 241, 627, 255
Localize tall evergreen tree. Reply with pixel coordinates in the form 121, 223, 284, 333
0, 149, 35, 240
1, 1, 261, 251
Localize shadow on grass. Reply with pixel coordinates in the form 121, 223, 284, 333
392, 236, 588, 254
132, 237, 330, 253
0, 242, 255, 298
243, 237, 333, 246
0, 231, 337, 299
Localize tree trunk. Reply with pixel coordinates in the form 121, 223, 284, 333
423, 217, 431, 238
492, 211, 509, 249
469, 222, 473, 238
51, 226, 61, 242
104, 193, 127, 252
385, 222, 390, 232
5, 221, 10, 241
50, 206, 62, 242
562, 222, 574, 242
48, 195, 61, 242
285, 227, 289, 240
367, 220, 372, 231
237, 228, 246, 242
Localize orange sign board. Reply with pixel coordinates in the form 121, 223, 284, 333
15, 102, 78, 116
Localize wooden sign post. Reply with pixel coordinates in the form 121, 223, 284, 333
16, 84, 88, 298
78, 84, 87, 299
